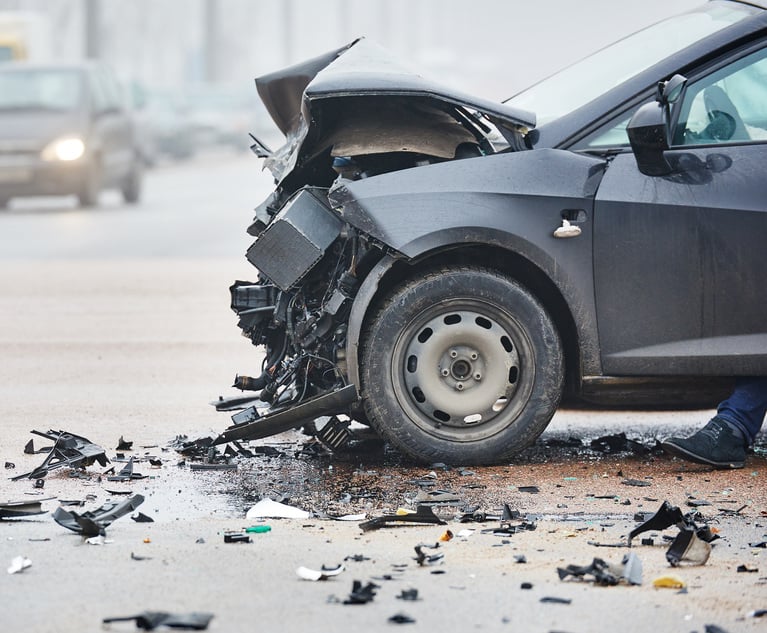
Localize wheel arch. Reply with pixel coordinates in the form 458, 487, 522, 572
346, 242, 586, 402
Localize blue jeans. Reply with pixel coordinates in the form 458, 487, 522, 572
717, 377, 767, 444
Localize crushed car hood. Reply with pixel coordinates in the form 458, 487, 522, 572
254, 38, 536, 182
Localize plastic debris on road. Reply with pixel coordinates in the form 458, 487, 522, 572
7, 556, 31, 575
245, 498, 311, 519
102, 611, 214, 630
52, 494, 145, 536
359, 505, 446, 532
296, 564, 345, 581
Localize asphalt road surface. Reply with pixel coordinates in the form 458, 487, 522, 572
1, 152, 765, 633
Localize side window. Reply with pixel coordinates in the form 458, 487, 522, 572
673, 46, 767, 145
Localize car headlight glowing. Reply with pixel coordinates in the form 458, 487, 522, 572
42, 137, 86, 161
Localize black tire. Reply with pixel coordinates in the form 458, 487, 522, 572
77, 159, 101, 208
361, 267, 563, 465
121, 157, 143, 204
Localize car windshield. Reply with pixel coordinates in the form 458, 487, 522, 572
0, 69, 83, 112
505, 1, 758, 126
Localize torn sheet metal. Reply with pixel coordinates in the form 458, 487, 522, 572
359, 505, 446, 532
12, 430, 108, 480
52, 494, 144, 536
102, 611, 214, 631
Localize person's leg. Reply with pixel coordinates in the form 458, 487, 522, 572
715, 377, 767, 444
661, 377, 767, 469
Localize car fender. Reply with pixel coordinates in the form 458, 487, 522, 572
333, 148, 608, 386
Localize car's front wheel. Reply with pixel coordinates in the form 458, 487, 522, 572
77, 158, 101, 208
361, 267, 563, 465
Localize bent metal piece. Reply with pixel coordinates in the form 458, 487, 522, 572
12, 430, 109, 480
212, 384, 358, 445
53, 494, 145, 536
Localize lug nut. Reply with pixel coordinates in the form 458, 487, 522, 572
456, 382, 464, 390
441, 368, 449, 377
474, 373, 482, 381
449, 350, 458, 358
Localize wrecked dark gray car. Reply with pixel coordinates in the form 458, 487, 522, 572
221, 1, 767, 464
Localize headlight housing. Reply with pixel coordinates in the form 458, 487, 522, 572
41, 137, 86, 161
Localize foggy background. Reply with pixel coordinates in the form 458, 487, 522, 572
1, 0, 701, 124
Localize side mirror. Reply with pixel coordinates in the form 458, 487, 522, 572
628, 74, 687, 177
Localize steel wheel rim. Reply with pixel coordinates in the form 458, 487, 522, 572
391, 299, 535, 442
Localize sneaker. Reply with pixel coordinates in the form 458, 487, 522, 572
661, 416, 746, 469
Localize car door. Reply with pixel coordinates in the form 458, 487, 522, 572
591, 41, 767, 376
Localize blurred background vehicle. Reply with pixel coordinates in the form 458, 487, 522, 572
0, 61, 143, 208
128, 84, 198, 164
181, 84, 265, 154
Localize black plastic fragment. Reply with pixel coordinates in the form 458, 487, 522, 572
627, 501, 684, 545
704, 625, 731, 633
107, 457, 147, 481
389, 613, 416, 624
558, 557, 619, 586
0, 499, 51, 519
132, 512, 154, 523
414, 543, 443, 566
343, 580, 379, 604
359, 505, 446, 532
397, 589, 420, 601
52, 494, 144, 536
540, 596, 572, 604
116, 436, 134, 451
102, 611, 214, 630
590, 432, 649, 455
12, 429, 109, 480
224, 532, 251, 543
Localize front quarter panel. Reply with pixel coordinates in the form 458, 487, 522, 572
331, 148, 608, 378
